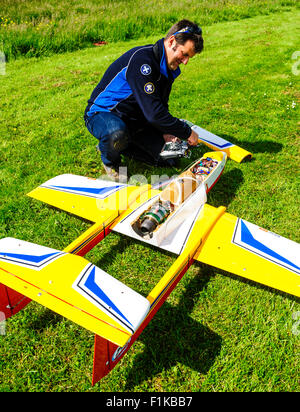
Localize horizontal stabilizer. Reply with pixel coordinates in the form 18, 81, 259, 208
192, 124, 252, 163
0, 238, 150, 346
194, 205, 300, 297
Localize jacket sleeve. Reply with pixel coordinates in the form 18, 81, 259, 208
125, 51, 191, 140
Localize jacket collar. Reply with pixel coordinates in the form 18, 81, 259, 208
153, 38, 181, 80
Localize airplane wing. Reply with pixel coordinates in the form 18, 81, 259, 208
0, 237, 150, 347
27, 174, 157, 224
27, 174, 161, 256
194, 204, 300, 298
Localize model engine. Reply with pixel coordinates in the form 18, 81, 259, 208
138, 200, 173, 235
132, 155, 220, 238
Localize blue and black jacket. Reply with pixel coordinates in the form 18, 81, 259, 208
84, 38, 191, 140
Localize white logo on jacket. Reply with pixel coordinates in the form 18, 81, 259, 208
140, 64, 152, 75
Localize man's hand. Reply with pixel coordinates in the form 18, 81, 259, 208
163, 134, 181, 143
187, 129, 199, 146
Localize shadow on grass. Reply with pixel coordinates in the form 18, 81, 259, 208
218, 133, 283, 157
25, 308, 63, 332
206, 167, 244, 207
121, 263, 299, 389
123, 265, 222, 389
88, 229, 225, 388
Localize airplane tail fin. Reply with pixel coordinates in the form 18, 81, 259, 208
0, 284, 31, 319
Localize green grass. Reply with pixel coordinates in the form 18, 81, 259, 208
0, 7, 300, 392
0, 0, 299, 60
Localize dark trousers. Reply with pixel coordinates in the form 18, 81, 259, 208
85, 111, 165, 167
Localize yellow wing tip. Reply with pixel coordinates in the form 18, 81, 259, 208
225, 146, 252, 163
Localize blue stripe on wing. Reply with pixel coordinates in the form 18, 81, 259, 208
240, 220, 300, 272
198, 137, 233, 149
84, 266, 133, 328
0, 251, 60, 263
51, 185, 123, 196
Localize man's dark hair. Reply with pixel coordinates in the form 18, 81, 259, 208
165, 19, 203, 54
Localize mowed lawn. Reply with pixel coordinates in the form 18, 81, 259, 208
0, 9, 299, 391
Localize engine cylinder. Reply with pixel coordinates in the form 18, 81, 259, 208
140, 201, 171, 235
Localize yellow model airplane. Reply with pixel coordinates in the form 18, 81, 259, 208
0, 148, 299, 385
